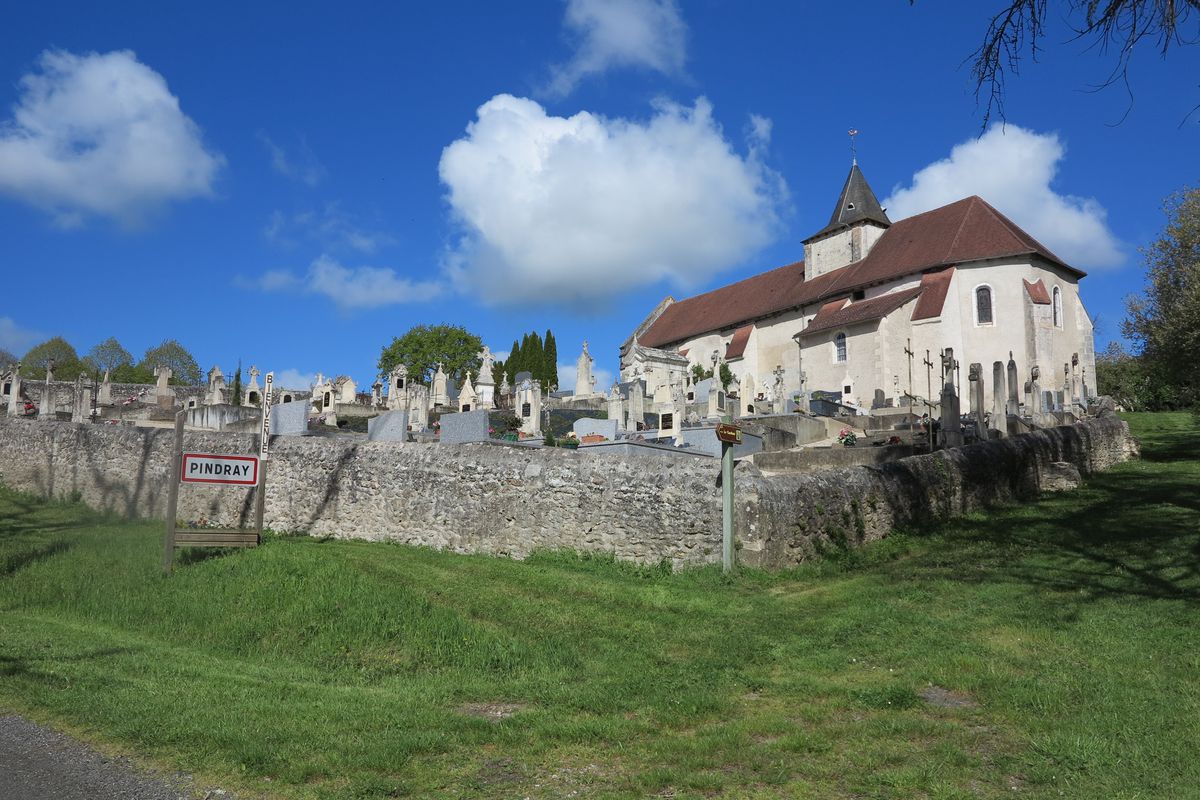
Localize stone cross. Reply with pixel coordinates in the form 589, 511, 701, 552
477, 346, 495, 385
575, 341, 594, 397
249, 365, 260, 381
1030, 365, 1041, 414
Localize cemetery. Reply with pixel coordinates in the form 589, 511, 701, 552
0, 333, 1139, 569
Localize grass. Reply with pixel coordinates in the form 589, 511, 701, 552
1, 411, 1197, 799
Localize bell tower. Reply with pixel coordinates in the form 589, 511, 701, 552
802, 162, 891, 280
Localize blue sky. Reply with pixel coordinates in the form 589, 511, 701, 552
1, 1, 1196, 390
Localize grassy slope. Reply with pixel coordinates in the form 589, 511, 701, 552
0, 412, 1197, 799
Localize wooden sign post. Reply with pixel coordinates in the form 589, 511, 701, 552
715, 421, 742, 574
162, 372, 273, 572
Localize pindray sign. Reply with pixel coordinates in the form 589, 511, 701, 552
181, 453, 260, 486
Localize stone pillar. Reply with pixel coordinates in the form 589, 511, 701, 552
40, 359, 55, 421
1006, 352, 1019, 417
575, 341, 595, 398
154, 365, 174, 409
968, 363, 986, 440
628, 379, 646, 431
71, 373, 88, 423
517, 379, 541, 435
1030, 365, 1041, 415
388, 365, 409, 410
607, 383, 625, 430
371, 381, 382, 408
431, 363, 448, 407
6, 363, 22, 417
991, 361, 1006, 435
98, 369, 112, 406
940, 381, 963, 448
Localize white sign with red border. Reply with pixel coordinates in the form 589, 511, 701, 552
181, 453, 260, 486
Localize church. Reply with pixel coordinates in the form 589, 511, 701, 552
620, 162, 1097, 414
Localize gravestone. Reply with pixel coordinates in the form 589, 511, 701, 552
6, 363, 22, 417
991, 361, 1006, 434
940, 381, 963, 448
98, 369, 112, 406
872, 388, 886, 409
1006, 353, 1019, 416
439, 409, 490, 444
968, 363, 986, 440
367, 410, 410, 442
270, 399, 310, 435
40, 359, 55, 420
573, 417, 618, 441
154, 365, 174, 409
574, 341, 595, 397
1030, 365, 1042, 414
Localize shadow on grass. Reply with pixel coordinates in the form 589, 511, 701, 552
897, 419, 1200, 606
0, 647, 136, 684
0, 538, 76, 578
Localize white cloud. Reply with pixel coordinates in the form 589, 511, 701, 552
0, 317, 44, 357
272, 369, 315, 391
244, 254, 443, 312
258, 132, 325, 187
439, 94, 784, 307
0, 49, 223, 226
557, 362, 615, 394
264, 205, 393, 254
547, 0, 687, 96
883, 125, 1123, 269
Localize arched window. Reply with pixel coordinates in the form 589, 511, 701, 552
975, 285, 994, 325
834, 332, 847, 363
282, 394, 293, 403
1052, 287, 1063, 328
248, 391, 259, 405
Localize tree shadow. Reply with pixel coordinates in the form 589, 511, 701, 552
0, 538, 76, 577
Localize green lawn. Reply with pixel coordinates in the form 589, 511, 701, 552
1, 412, 1197, 799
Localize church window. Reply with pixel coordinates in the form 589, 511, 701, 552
1053, 287, 1063, 328
834, 333, 847, 363
975, 285, 994, 325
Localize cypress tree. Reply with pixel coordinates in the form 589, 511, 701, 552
508, 339, 521, 384
543, 329, 558, 391
528, 332, 544, 387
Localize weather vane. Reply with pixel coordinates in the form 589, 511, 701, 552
848, 128, 858, 165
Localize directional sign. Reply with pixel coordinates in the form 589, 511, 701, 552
716, 422, 742, 444
258, 371, 274, 461
181, 453, 260, 486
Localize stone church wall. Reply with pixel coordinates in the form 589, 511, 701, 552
0, 414, 1136, 570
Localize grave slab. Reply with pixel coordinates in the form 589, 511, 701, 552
270, 400, 310, 436
367, 410, 410, 442
572, 417, 618, 441
439, 409, 491, 444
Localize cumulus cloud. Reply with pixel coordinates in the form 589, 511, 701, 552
272, 369, 316, 391
0, 49, 223, 226
439, 94, 784, 307
883, 125, 1123, 269
547, 0, 687, 96
258, 132, 326, 186
557, 362, 614, 394
243, 255, 443, 312
0, 317, 44, 357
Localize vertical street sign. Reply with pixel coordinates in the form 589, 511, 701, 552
715, 422, 741, 574
258, 371, 274, 462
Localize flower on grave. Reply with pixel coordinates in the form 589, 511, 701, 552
836, 428, 858, 447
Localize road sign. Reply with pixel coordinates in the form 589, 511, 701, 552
181, 453, 260, 486
258, 371, 274, 461
716, 422, 742, 444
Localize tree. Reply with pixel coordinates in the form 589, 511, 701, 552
719, 362, 734, 391
231, 359, 243, 406
507, 339, 521, 385
86, 337, 133, 375
378, 324, 482, 384
0, 348, 16, 370
543, 329, 559, 390
21, 337, 86, 380
947, 0, 1200, 125
138, 339, 201, 386
1123, 186, 1200, 408
112, 363, 156, 384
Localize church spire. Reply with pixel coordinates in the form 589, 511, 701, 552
804, 163, 891, 243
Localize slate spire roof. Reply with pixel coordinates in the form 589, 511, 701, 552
803, 163, 892, 242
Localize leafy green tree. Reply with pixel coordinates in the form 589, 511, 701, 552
138, 339, 201, 386
719, 362, 734, 391
0, 348, 16, 370
691, 363, 712, 383
112, 363, 156, 384
1124, 186, 1200, 409
86, 337, 133, 375
378, 324, 482, 383
21, 337, 86, 380
543, 329, 558, 390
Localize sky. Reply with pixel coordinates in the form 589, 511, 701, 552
1, 1, 1197, 391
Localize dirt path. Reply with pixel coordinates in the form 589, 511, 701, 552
0, 714, 230, 800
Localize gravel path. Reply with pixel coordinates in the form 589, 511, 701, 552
0, 714, 229, 800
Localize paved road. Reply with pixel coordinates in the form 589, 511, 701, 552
0, 715, 224, 799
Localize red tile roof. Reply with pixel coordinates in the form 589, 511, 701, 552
724, 324, 754, 360
1024, 278, 1052, 304
911, 267, 955, 321
639, 195, 1081, 348
800, 288, 923, 337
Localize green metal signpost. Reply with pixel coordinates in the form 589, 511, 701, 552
715, 421, 742, 573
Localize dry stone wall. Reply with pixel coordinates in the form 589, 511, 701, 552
0, 414, 1137, 569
